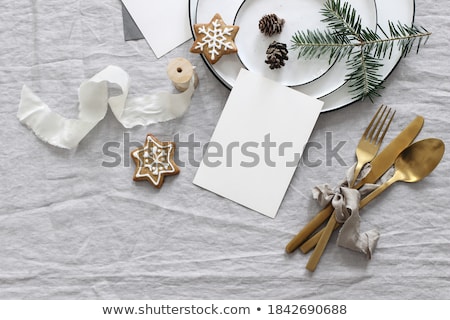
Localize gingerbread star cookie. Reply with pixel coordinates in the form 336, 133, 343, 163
131, 134, 180, 188
190, 13, 239, 64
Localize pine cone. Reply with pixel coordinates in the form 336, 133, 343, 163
265, 41, 289, 69
258, 14, 285, 36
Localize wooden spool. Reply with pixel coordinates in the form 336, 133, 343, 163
166, 57, 199, 92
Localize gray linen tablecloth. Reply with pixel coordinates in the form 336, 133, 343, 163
1, 0, 449, 299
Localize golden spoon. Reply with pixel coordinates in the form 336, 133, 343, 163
359, 137, 445, 206
305, 138, 445, 271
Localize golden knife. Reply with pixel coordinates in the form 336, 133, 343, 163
285, 115, 425, 253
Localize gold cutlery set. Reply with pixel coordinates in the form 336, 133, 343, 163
286, 106, 445, 272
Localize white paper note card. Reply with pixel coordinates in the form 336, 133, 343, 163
193, 69, 323, 218
121, 0, 192, 58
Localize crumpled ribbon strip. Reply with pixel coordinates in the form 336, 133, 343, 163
312, 164, 385, 258
17, 65, 196, 149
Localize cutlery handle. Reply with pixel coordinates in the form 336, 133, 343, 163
300, 176, 398, 253
305, 215, 338, 272
300, 222, 340, 254
285, 204, 334, 253
359, 176, 396, 208
285, 167, 392, 254
285, 168, 391, 254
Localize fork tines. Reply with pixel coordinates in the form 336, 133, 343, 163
364, 104, 396, 144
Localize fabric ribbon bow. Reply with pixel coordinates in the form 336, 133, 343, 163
312, 164, 382, 258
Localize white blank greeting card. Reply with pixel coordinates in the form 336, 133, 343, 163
121, 0, 191, 58
193, 69, 323, 218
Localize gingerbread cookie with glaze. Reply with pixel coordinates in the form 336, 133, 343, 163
190, 13, 239, 64
131, 134, 180, 188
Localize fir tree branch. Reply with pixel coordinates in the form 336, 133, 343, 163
346, 49, 384, 101
387, 22, 432, 57
321, 0, 362, 40
291, 29, 352, 63
290, 0, 431, 100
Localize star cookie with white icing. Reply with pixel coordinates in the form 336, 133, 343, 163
131, 134, 180, 188
190, 13, 239, 64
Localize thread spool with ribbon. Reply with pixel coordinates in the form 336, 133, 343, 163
18, 60, 199, 149
167, 57, 199, 92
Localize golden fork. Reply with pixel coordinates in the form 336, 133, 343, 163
305, 105, 395, 272
350, 105, 395, 187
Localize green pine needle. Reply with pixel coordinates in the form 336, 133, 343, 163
291, 0, 431, 101
346, 51, 384, 102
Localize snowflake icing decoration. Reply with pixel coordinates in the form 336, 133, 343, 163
190, 13, 239, 64
131, 134, 180, 188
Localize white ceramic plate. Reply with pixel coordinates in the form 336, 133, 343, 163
191, 0, 376, 94
234, 0, 334, 86
189, 0, 415, 111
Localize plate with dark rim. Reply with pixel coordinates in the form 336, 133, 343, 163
189, 0, 415, 112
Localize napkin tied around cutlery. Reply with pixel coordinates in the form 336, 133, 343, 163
312, 163, 385, 258
17, 65, 196, 149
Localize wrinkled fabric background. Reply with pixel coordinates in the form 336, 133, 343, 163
1, 0, 449, 299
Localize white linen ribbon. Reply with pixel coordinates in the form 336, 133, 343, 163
312, 164, 381, 258
17, 65, 196, 149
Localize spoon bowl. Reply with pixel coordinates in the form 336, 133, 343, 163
394, 138, 445, 183
361, 138, 445, 206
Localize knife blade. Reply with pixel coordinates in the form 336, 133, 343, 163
285, 115, 424, 253
354, 115, 424, 188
